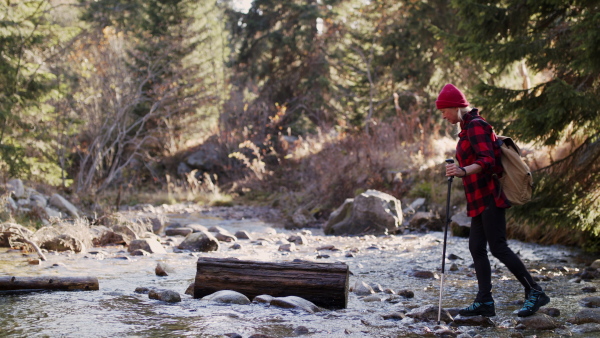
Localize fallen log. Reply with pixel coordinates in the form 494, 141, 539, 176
195, 257, 349, 309
0, 276, 99, 292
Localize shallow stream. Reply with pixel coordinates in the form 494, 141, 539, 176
0, 208, 597, 337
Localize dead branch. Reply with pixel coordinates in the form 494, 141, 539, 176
1, 224, 46, 261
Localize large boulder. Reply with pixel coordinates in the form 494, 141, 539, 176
324, 190, 403, 235
6, 179, 25, 198
185, 139, 223, 172
177, 231, 219, 252
408, 211, 443, 232
48, 193, 79, 218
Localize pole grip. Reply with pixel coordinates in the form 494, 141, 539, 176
445, 159, 455, 182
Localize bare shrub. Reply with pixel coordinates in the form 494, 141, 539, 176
232, 111, 457, 222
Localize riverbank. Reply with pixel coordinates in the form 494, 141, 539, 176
1, 204, 599, 337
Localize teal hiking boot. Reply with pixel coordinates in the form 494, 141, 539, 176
459, 301, 496, 317
518, 289, 550, 317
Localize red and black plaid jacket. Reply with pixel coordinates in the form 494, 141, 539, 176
457, 109, 510, 217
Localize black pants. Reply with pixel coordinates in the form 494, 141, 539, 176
469, 199, 540, 303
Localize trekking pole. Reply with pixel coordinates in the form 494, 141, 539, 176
438, 158, 454, 325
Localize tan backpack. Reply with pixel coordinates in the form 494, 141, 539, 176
496, 136, 534, 205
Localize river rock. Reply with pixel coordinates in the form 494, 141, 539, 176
6, 196, 17, 210
324, 190, 403, 235
408, 211, 443, 232
177, 231, 219, 252
29, 192, 48, 208
406, 305, 453, 322
516, 313, 559, 330
580, 296, 600, 308
580, 269, 597, 280
135, 287, 152, 294
568, 308, 600, 324
291, 207, 316, 227
208, 226, 228, 233
434, 327, 457, 337
186, 140, 223, 171
453, 315, 495, 327
155, 263, 168, 276
7, 179, 25, 198
45, 207, 62, 218
591, 259, 600, 269
450, 212, 471, 237
278, 243, 296, 252
234, 230, 252, 240
96, 228, 130, 246
202, 290, 250, 305
288, 234, 308, 245
269, 296, 322, 313
253, 294, 274, 304
130, 249, 150, 256
369, 283, 383, 292
147, 215, 167, 235
382, 312, 406, 320
38, 233, 85, 252
362, 295, 382, 302
165, 228, 193, 237
187, 223, 209, 233
106, 221, 152, 245
293, 326, 309, 335
571, 322, 600, 334
353, 281, 375, 296
215, 232, 237, 242
224, 333, 243, 338
411, 270, 436, 279
149, 289, 181, 303
185, 282, 194, 296
538, 307, 560, 317
128, 238, 167, 254
48, 193, 79, 218
398, 289, 414, 298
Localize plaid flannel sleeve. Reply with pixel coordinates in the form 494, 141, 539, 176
467, 119, 497, 173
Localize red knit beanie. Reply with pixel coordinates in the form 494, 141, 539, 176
435, 84, 470, 109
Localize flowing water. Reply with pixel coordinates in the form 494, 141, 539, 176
0, 207, 598, 337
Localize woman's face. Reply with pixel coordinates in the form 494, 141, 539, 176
440, 107, 460, 124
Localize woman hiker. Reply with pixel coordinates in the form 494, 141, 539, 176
437, 83, 550, 317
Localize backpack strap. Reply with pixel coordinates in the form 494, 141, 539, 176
496, 135, 522, 155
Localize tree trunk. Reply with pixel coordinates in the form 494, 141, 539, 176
0, 276, 99, 292
194, 257, 349, 309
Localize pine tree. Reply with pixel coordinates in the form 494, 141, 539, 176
0, 0, 75, 183
449, 0, 600, 247
328, 0, 459, 130
225, 0, 338, 139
